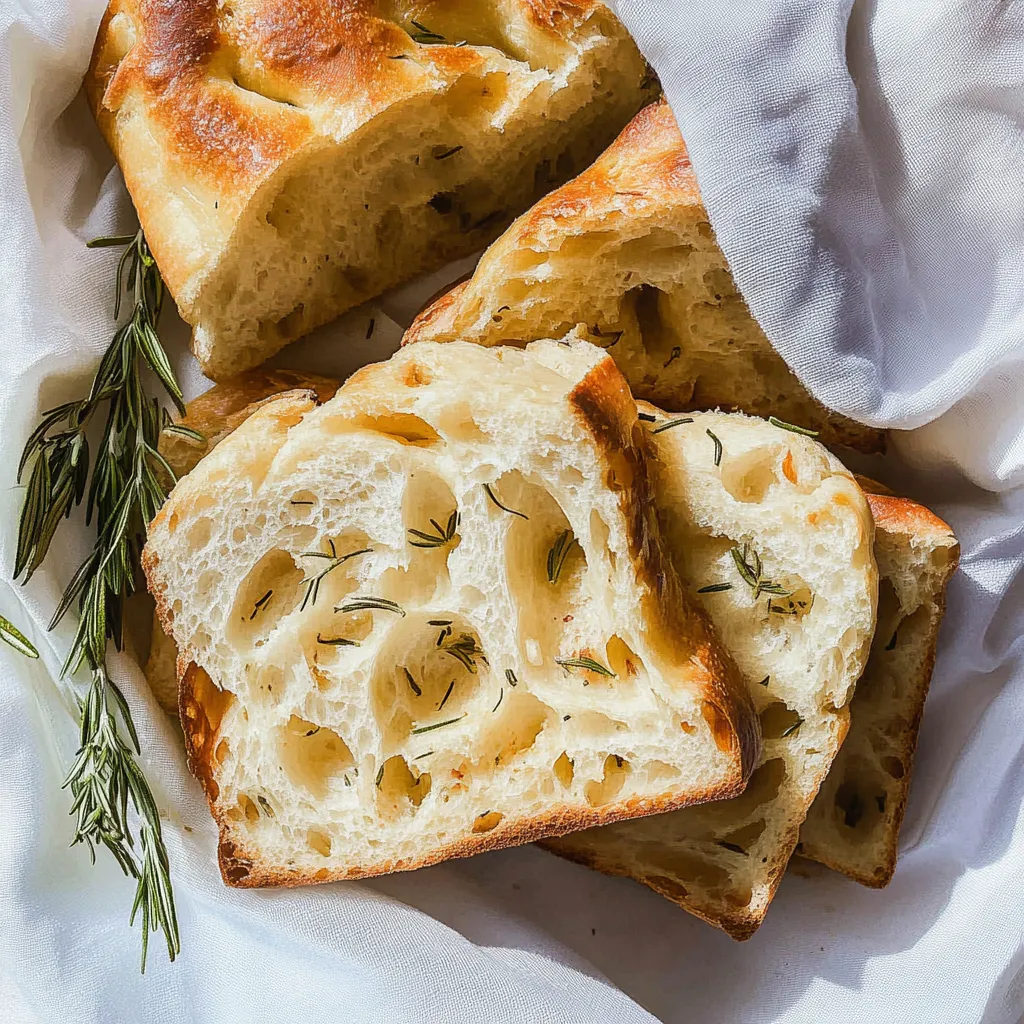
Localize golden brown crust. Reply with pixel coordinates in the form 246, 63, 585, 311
404, 99, 886, 454
569, 357, 760, 788
798, 490, 958, 887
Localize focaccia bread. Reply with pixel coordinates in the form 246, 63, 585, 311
404, 99, 884, 452
86, 0, 653, 379
545, 406, 877, 938
797, 481, 959, 886
143, 340, 759, 886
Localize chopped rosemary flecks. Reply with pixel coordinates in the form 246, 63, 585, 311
613, 755, 624, 768
257, 796, 275, 817
546, 529, 578, 584
290, 499, 315, 506
414, 751, 434, 760
435, 625, 451, 646
299, 540, 373, 611
717, 841, 747, 856
438, 679, 455, 710
731, 544, 791, 599
408, 510, 459, 549
409, 19, 445, 43
492, 688, 504, 712
505, 669, 517, 687
317, 634, 359, 647
403, 667, 422, 697
780, 718, 803, 738
375, 765, 385, 787
336, 596, 405, 616
757, 676, 770, 687
664, 346, 681, 368
769, 593, 812, 616
885, 628, 899, 651
769, 416, 819, 437
440, 632, 487, 673
652, 417, 694, 434
366, 318, 375, 339
344, 775, 352, 787
497, 305, 511, 313
411, 714, 467, 735
483, 483, 528, 520
555, 656, 616, 679
638, 412, 657, 423
304, 727, 321, 737
707, 429, 723, 466
250, 589, 273, 620
563, 714, 572, 721
428, 619, 452, 626
0, 614, 39, 658
434, 145, 463, 161
697, 582, 733, 594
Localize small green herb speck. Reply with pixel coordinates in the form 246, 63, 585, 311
403, 667, 422, 697
505, 669, 517, 687
483, 483, 529, 520
707, 429, 723, 466
697, 582, 733, 594
492, 688, 504, 712
250, 590, 273, 620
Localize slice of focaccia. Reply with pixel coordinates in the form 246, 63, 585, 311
403, 99, 883, 452
545, 406, 878, 938
797, 481, 959, 886
86, 0, 654, 379
143, 341, 759, 886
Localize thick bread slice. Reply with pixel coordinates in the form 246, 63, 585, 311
797, 482, 959, 887
545, 405, 878, 938
86, 0, 653, 379
403, 99, 883, 452
142, 340, 759, 887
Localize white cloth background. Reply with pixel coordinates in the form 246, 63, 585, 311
1, 1, 1022, 1021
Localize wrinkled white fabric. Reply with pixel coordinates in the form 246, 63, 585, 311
1, 1, 1022, 1022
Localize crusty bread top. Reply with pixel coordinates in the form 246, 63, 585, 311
404, 99, 885, 453
143, 340, 761, 886
86, 0, 624, 308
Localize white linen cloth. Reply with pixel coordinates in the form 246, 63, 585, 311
1, 1, 1022, 1021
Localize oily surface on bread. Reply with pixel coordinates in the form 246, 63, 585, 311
798, 484, 959, 887
144, 341, 759, 887
404, 99, 883, 452
87, 0, 652, 378
545, 406, 877, 938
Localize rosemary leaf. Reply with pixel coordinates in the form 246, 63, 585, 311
336, 596, 405, 616
769, 416, 819, 437
555, 656, 616, 678
438, 679, 455, 710
707, 429, 723, 466
403, 667, 422, 697
505, 668, 517, 687
0, 613, 39, 658
652, 417, 694, 434
440, 632, 486, 673
637, 412, 657, 423
317, 634, 359, 647
780, 718, 804, 738
250, 590, 273, 620
697, 582, 733, 594
546, 529, 578, 584
483, 483, 529, 520
492, 688, 504, 712
411, 714, 467, 735
757, 676, 770, 687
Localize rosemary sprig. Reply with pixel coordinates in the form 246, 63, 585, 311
336, 596, 406, 616
0, 613, 39, 658
299, 541, 372, 610
547, 530, 578, 584
730, 544, 791, 599
15, 230, 181, 971
483, 483, 528, 520
769, 416, 819, 437
555, 656, 616, 678
440, 632, 487, 673
408, 510, 459, 549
